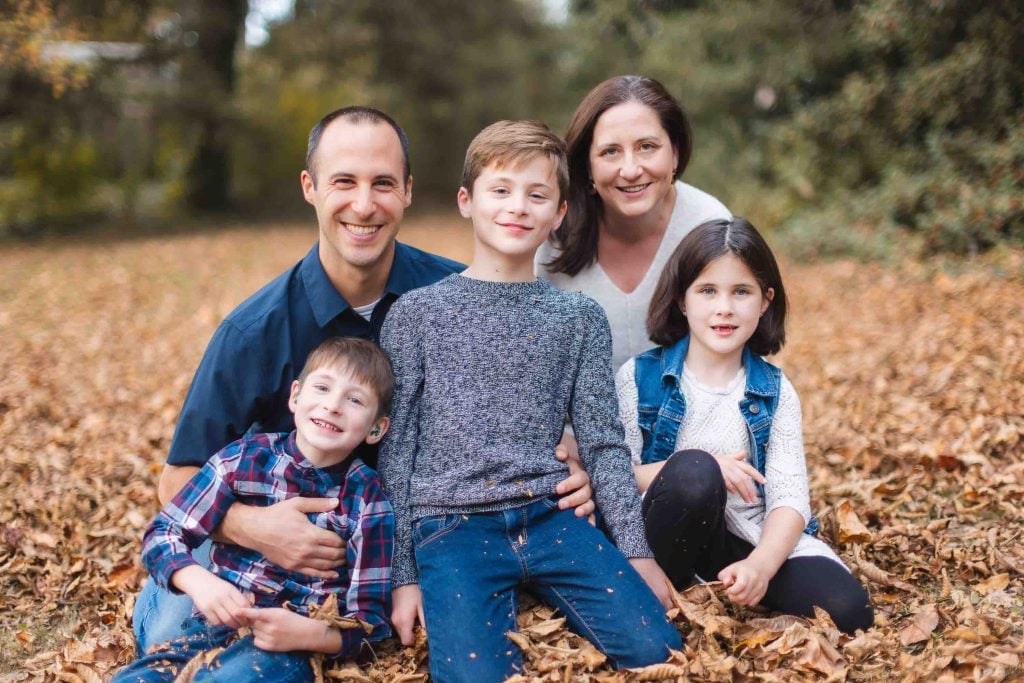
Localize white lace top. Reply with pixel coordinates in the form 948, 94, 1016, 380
615, 358, 846, 564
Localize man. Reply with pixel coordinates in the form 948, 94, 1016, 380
133, 106, 595, 652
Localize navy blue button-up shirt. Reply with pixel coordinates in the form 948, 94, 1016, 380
167, 241, 463, 467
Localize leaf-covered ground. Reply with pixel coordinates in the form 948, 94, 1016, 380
1, 219, 1022, 682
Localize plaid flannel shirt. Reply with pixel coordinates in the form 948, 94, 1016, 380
142, 431, 393, 658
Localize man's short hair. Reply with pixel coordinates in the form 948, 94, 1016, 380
305, 106, 411, 185
297, 337, 394, 417
460, 120, 569, 201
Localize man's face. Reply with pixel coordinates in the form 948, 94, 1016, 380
301, 119, 412, 279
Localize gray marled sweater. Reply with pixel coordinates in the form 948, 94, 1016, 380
379, 274, 652, 587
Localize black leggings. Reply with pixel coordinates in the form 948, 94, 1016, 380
641, 449, 873, 634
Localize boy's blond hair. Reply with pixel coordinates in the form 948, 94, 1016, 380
461, 120, 569, 200
297, 337, 394, 417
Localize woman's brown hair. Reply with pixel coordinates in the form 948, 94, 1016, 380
545, 75, 694, 276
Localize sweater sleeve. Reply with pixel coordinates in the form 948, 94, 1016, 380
569, 302, 652, 558
763, 373, 812, 525
614, 358, 643, 466
377, 301, 425, 587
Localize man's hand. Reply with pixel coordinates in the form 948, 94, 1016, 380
554, 433, 595, 520
391, 584, 425, 646
710, 451, 766, 504
238, 607, 341, 654
172, 565, 250, 628
225, 497, 347, 578
629, 557, 675, 611
718, 557, 772, 607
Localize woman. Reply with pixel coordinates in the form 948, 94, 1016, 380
537, 75, 730, 370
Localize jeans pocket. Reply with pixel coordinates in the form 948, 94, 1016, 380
412, 514, 462, 549
537, 495, 561, 512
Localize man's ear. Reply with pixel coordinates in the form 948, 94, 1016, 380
457, 187, 472, 218
365, 416, 390, 445
300, 170, 316, 205
288, 380, 301, 414
403, 175, 413, 208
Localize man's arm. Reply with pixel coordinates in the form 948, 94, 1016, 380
158, 462, 344, 577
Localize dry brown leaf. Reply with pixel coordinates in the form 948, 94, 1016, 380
900, 604, 940, 646
973, 573, 1009, 595
835, 499, 873, 544
521, 617, 566, 637
628, 662, 689, 680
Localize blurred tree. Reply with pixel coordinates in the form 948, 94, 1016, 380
179, 0, 247, 212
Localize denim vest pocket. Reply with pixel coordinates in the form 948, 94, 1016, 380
412, 514, 462, 549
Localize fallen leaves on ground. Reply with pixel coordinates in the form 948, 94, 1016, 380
0, 221, 1021, 681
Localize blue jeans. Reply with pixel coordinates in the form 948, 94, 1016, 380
414, 496, 680, 683
132, 541, 211, 654
112, 616, 313, 683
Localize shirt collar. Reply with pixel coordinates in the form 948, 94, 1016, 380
301, 241, 422, 328
300, 243, 351, 328
660, 335, 777, 398
382, 242, 424, 297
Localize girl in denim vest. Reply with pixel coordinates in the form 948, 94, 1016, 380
614, 217, 872, 634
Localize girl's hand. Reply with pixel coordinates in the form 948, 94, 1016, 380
711, 451, 766, 504
718, 557, 772, 606
238, 607, 340, 653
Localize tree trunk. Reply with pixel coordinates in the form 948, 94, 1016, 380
183, 0, 247, 212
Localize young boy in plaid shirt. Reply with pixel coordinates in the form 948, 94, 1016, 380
113, 337, 394, 683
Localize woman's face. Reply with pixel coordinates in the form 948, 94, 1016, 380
588, 101, 679, 224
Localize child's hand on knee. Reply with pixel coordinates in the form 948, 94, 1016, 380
172, 565, 251, 628
710, 451, 766, 504
718, 558, 771, 607
391, 584, 425, 646
629, 557, 675, 611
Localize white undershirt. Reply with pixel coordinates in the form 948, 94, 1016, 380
350, 298, 381, 322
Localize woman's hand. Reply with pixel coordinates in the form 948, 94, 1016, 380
711, 451, 765, 504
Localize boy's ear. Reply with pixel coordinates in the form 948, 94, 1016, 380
288, 380, 301, 415
553, 199, 568, 231
761, 287, 775, 316
365, 416, 390, 445
457, 187, 472, 218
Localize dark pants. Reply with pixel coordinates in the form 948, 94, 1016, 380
642, 449, 873, 634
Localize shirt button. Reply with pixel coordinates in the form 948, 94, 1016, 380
749, 404, 760, 414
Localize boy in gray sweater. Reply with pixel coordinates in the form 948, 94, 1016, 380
379, 120, 680, 682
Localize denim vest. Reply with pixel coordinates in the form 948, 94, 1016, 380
633, 336, 818, 535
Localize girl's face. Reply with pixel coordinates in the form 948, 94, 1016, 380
588, 101, 678, 224
682, 252, 773, 365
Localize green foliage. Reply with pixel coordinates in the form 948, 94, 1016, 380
3, 0, 1021, 256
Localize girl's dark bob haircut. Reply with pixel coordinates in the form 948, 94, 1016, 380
547, 75, 693, 276
647, 217, 788, 356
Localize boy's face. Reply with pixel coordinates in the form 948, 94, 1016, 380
289, 363, 389, 466
457, 157, 567, 264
